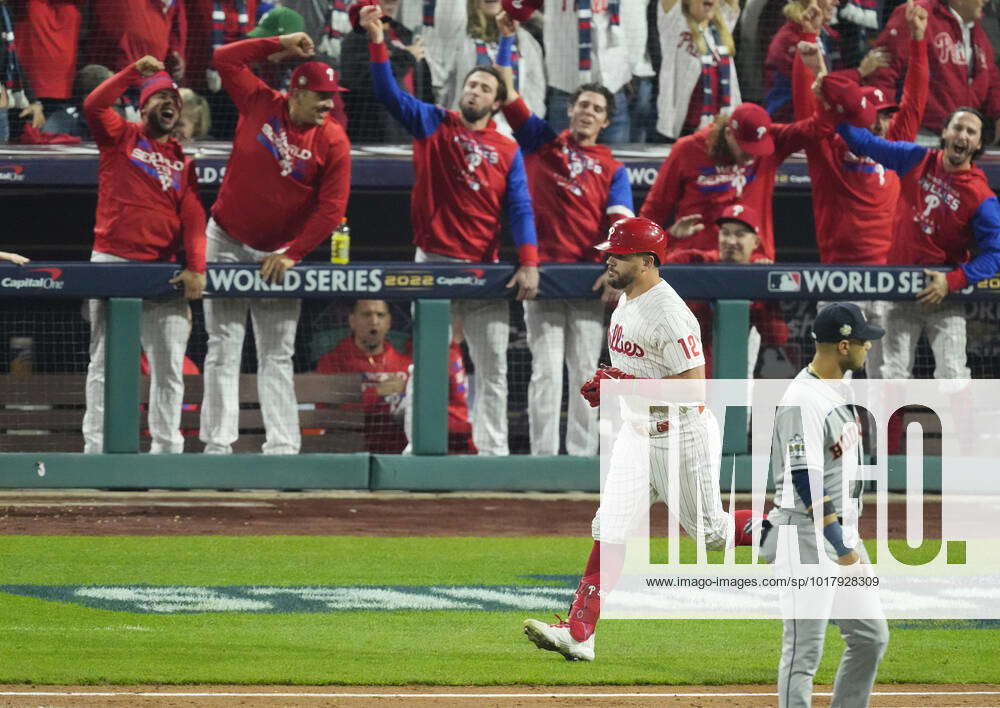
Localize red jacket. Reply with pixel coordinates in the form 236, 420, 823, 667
665, 248, 789, 377
89, 0, 187, 71
14, 0, 82, 100
869, 0, 1000, 132
793, 37, 928, 264
639, 112, 836, 260
84, 66, 207, 271
211, 37, 352, 261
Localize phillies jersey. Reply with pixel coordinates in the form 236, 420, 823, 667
838, 124, 1000, 290
639, 113, 834, 260
369, 42, 538, 265
609, 280, 705, 378
84, 66, 206, 272
793, 39, 928, 264
503, 96, 634, 263
211, 37, 351, 262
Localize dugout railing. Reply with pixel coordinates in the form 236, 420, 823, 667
1, 261, 997, 492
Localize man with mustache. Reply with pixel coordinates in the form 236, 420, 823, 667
837, 107, 1000, 381
492, 10, 634, 457
361, 4, 539, 456
199, 32, 351, 455
82, 56, 207, 454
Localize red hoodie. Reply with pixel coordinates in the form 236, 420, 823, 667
869, 0, 1000, 133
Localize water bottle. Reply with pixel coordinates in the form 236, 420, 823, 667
330, 218, 350, 264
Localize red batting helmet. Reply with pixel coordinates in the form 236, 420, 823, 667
594, 217, 667, 265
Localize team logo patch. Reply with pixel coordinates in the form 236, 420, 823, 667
788, 433, 806, 460
840, 324, 853, 336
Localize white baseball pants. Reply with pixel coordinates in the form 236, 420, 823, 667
200, 220, 302, 455
523, 299, 604, 456
82, 251, 190, 454
880, 301, 970, 380
415, 248, 511, 456
592, 409, 734, 550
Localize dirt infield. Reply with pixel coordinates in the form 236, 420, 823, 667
0, 490, 938, 538
1, 684, 999, 707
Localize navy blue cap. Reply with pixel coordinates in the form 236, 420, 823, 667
812, 302, 885, 343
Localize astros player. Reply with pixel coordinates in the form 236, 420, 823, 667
361, 4, 539, 456
763, 302, 888, 707
200, 32, 351, 454
522, 218, 756, 662
493, 12, 634, 456
837, 107, 1000, 382
82, 57, 207, 454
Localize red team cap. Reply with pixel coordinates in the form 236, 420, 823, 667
290, 62, 348, 92
821, 74, 877, 128
139, 72, 182, 109
715, 203, 762, 234
594, 217, 668, 265
349, 0, 386, 32
501, 0, 543, 21
727, 103, 774, 157
861, 85, 899, 113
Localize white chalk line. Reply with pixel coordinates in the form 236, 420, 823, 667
1, 691, 999, 699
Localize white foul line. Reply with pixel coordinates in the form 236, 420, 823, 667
1, 691, 1000, 699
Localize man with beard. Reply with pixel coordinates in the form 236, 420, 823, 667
639, 46, 834, 261
82, 57, 207, 454
790, 0, 928, 377
200, 32, 351, 455
522, 217, 758, 662
492, 11, 634, 457
361, 4, 538, 456
837, 107, 1000, 381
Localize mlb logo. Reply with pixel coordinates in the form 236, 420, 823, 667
768, 271, 802, 293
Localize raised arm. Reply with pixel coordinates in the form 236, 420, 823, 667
495, 25, 557, 154
84, 58, 154, 146
363, 6, 443, 139
213, 35, 312, 112
836, 123, 928, 175
284, 134, 352, 263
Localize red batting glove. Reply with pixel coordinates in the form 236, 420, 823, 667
579, 366, 635, 408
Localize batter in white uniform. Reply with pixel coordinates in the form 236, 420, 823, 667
521, 217, 756, 662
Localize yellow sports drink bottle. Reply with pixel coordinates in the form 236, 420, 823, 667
330, 218, 350, 264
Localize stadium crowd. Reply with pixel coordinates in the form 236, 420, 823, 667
1, 0, 1000, 457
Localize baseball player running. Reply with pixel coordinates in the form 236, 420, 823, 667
201, 32, 351, 454
82, 57, 207, 454
763, 302, 889, 707
836, 108, 1000, 381
522, 218, 756, 662
361, 4, 539, 456
493, 11, 634, 456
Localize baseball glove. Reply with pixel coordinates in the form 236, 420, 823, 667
579, 366, 634, 408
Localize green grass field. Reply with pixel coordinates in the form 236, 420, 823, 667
1, 536, 997, 685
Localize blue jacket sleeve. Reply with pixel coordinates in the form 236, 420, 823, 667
370, 58, 443, 139
836, 123, 928, 176
764, 73, 791, 117
511, 113, 558, 154
964, 196, 1000, 284
504, 149, 538, 249
606, 165, 635, 214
